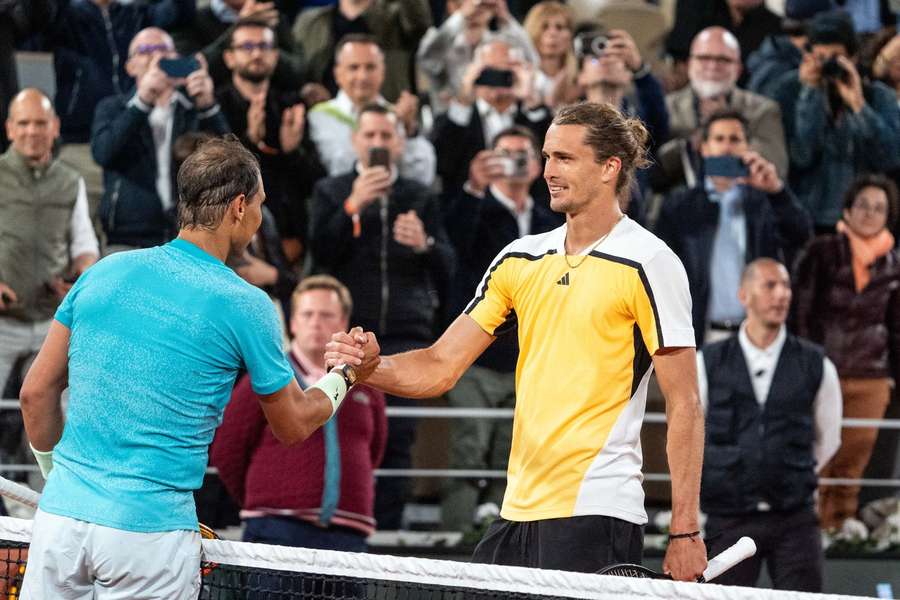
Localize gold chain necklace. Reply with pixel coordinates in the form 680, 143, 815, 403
563, 215, 624, 270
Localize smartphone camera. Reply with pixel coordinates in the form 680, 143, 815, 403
475, 68, 515, 88
574, 31, 608, 59
368, 146, 391, 169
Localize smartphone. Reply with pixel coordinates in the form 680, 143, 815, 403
368, 147, 390, 169
159, 56, 200, 78
475, 68, 515, 88
704, 155, 749, 178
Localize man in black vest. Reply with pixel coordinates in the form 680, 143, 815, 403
697, 257, 842, 592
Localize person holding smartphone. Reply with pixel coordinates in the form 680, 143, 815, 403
91, 27, 229, 254
655, 108, 812, 346
309, 104, 455, 530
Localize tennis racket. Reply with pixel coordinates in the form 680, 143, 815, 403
0, 475, 221, 593
597, 536, 757, 582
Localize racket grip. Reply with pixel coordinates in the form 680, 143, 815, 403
703, 536, 757, 582
0, 475, 40, 509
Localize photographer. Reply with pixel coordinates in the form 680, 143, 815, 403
431, 36, 552, 198
655, 109, 812, 346
771, 11, 900, 233
91, 27, 229, 252
309, 104, 454, 530
440, 125, 558, 531
417, 0, 539, 116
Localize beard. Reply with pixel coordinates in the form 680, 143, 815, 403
691, 77, 735, 99
237, 64, 272, 84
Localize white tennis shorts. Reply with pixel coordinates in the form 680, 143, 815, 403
20, 508, 201, 599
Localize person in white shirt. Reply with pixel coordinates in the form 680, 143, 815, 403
0, 89, 99, 495
307, 34, 436, 187
696, 257, 842, 593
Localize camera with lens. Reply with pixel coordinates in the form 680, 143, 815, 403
574, 31, 608, 59
820, 56, 851, 84
494, 150, 530, 179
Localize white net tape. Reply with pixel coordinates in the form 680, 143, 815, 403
0, 516, 872, 600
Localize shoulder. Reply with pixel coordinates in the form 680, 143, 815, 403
865, 81, 899, 105
49, 157, 82, 183
314, 172, 355, 195
665, 86, 691, 109
499, 225, 563, 260
295, 5, 332, 26
734, 88, 781, 117
788, 333, 825, 359
600, 217, 681, 269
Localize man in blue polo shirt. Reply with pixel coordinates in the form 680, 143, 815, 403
18, 136, 372, 599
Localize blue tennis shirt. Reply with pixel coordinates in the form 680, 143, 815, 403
39, 238, 294, 532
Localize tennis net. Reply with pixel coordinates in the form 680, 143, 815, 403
0, 515, 861, 600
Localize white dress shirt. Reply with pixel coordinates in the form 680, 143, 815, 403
70, 178, 100, 259
697, 323, 843, 473
488, 184, 533, 237
307, 91, 437, 186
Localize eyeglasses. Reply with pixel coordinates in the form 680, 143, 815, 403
690, 54, 737, 66
852, 202, 888, 215
131, 43, 174, 57
230, 41, 276, 53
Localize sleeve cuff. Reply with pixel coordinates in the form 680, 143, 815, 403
197, 104, 221, 120
128, 94, 152, 113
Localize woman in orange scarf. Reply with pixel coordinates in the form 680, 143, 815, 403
791, 174, 900, 532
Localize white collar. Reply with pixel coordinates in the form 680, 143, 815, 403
555, 216, 629, 256
489, 184, 532, 216
738, 322, 787, 359
334, 90, 388, 119
476, 97, 517, 119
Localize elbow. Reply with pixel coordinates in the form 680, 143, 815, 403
271, 423, 314, 447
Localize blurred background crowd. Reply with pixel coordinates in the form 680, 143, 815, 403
1, 0, 900, 590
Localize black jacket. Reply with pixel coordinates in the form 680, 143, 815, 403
656, 185, 812, 344
91, 92, 230, 248
39, 0, 195, 143
444, 186, 561, 371
310, 171, 455, 342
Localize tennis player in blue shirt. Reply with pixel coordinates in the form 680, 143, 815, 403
18, 136, 371, 599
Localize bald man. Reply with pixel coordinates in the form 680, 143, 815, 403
696, 258, 841, 592
657, 26, 787, 191
91, 27, 229, 253
0, 88, 99, 469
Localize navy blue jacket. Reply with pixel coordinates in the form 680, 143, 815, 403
655, 185, 812, 345
39, 0, 195, 143
91, 91, 229, 248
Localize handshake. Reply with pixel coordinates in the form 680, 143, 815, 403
325, 326, 382, 382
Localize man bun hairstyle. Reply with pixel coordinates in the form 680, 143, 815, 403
552, 102, 650, 194
177, 134, 261, 230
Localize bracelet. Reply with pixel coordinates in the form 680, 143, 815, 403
668, 530, 701, 541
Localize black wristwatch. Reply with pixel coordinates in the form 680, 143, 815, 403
331, 363, 358, 388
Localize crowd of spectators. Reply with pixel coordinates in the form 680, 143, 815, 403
1, 0, 900, 588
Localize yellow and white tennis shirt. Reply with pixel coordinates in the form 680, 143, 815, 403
465, 217, 694, 525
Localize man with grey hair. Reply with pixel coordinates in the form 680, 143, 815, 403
0, 88, 99, 488
19, 135, 372, 598
431, 35, 552, 197
656, 26, 787, 192
91, 27, 229, 253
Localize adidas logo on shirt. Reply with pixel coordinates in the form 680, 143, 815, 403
556, 273, 570, 286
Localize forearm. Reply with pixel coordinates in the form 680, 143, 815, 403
665, 390, 704, 532
21, 384, 65, 452
366, 347, 460, 399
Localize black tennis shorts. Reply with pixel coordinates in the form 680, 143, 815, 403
471, 514, 644, 573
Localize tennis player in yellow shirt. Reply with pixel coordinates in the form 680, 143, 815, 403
328, 102, 707, 581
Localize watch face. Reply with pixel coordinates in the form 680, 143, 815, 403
342, 364, 358, 386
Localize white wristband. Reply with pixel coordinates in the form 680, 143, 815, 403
30, 444, 54, 479
309, 371, 349, 416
